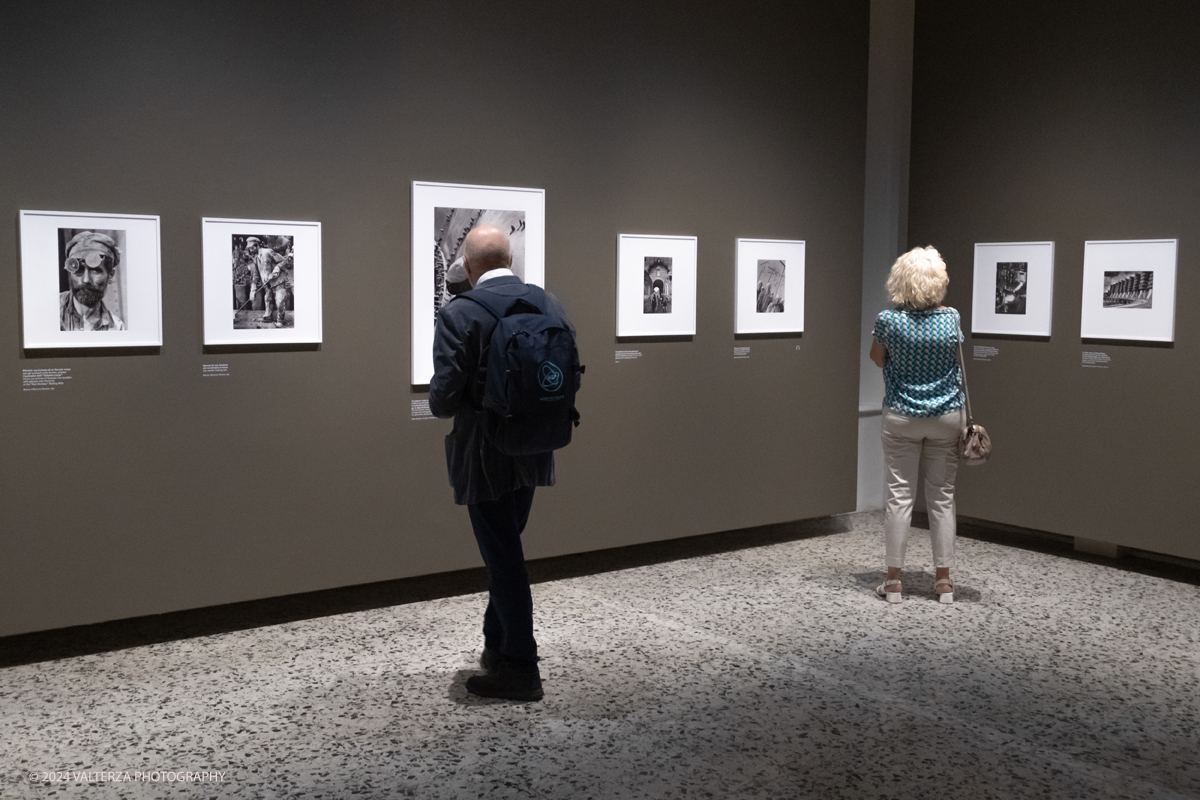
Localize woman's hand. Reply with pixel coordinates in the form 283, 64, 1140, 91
870, 338, 887, 368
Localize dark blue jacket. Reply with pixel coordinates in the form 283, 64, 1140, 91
428, 275, 555, 505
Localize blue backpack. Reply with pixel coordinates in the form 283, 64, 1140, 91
460, 282, 583, 455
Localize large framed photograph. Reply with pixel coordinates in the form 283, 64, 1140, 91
19, 210, 162, 349
971, 241, 1055, 336
411, 181, 545, 384
201, 218, 322, 345
734, 238, 805, 334
1080, 239, 1177, 342
616, 234, 698, 337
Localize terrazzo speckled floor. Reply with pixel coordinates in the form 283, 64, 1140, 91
3, 512, 1199, 799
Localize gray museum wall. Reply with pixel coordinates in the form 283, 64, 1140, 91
907, 1, 1200, 559
0, 1, 869, 637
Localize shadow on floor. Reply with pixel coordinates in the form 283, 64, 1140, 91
851, 571, 982, 604
447, 669, 480, 705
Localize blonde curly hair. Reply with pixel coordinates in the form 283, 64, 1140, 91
886, 246, 948, 309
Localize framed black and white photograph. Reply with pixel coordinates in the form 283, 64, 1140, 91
19, 210, 162, 349
1080, 239, 1177, 342
202, 218, 322, 345
411, 181, 545, 384
971, 241, 1055, 336
617, 234, 697, 337
995, 263, 1028, 315
735, 238, 805, 334
1102, 271, 1153, 309
756, 262, 785, 312
644, 257, 673, 314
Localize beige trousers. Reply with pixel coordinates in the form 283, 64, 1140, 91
882, 408, 964, 569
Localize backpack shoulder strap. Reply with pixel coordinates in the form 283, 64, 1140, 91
460, 283, 546, 319
454, 288, 515, 410
518, 284, 548, 311
457, 289, 506, 320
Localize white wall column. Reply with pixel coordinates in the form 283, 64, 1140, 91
857, 0, 915, 511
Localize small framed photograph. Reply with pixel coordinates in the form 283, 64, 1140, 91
411, 181, 545, 384
19, 210, 162, 349
201, 218, 322, 345
1080, 239, 1177, 342
616, 234, 698, 337
734, 238, 805, 334
971, 241, 1055, 336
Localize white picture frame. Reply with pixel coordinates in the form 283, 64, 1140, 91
616, 234, 698, 337
1080, 239, 1177, 342
19, 210, 162, 349
201, 217, 323, 345
411, 181, 545, 385
971, 241, 1055, 336
734, 238, 805, 334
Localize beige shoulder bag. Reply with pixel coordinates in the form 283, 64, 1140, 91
956, 332, 992, 466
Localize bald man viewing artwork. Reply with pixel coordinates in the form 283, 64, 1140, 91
432, 207, 526, 322
59, 229, 126, 332
428, 224, 559, 702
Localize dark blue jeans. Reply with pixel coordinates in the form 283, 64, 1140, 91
467, 486, 537, 666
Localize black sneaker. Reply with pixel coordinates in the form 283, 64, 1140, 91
480, 646, 501, 673
466, 660, 543, 702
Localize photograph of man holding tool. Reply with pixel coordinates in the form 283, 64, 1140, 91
232, 234, 294, 329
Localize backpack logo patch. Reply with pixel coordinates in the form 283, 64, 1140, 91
538, 360, 564, 392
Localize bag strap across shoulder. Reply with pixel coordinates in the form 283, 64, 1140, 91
458, 291, 502, 320
954, 317, 975, 426
459, 282, 545, 320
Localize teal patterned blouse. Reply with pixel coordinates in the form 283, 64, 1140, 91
873, 307, 965, 417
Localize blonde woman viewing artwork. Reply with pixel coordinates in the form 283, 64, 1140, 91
869, 247, 966, 604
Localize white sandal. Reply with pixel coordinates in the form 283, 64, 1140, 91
876, 579, 902, 604
935, 578, 954, 604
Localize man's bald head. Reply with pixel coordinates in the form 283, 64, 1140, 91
462, 225, 512, 285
